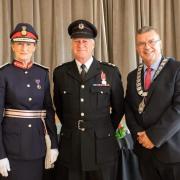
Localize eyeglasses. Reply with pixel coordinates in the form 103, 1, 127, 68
137, 39, 160, 48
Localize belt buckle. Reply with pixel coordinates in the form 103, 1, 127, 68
78, 120, 85, 131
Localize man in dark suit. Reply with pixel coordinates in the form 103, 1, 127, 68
53, 19, 124, 180
125, 26, 180, 180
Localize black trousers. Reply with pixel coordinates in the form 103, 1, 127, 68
55, 161, 118, 180
43, 168, 56, 180
0, 158, 43, 180
139, 155, 180, 180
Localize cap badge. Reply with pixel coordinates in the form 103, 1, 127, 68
21, 26, 27, 36
78, 23, 84, 30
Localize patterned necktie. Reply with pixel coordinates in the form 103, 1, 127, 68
80, 64, 86, 82
144, 67, 152, 90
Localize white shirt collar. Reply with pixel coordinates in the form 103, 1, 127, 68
75, 57, 93, 73
143, 57, 162, 72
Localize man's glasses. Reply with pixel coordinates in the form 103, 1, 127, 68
137, 39, 160, 48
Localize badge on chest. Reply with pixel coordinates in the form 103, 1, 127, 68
93, 71, 110, 87
35, 79, 41, 89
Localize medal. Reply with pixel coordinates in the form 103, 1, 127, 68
35, 79, 41, 89
101, 71, 107, 85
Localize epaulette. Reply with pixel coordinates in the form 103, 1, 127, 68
59, 61, 71, 67
0, 63, 10, 69
99, 61, 116, 67
34, 62, 49, 70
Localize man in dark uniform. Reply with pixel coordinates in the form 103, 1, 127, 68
125, 26, 180, 180
0, 23, 58, 180
53, 19, 124, 180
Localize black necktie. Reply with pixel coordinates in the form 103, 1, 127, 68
81, 64, 86, 82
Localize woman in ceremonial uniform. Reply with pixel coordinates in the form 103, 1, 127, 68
0, 23, 58, 180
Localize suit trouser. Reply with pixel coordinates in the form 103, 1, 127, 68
139, 155, 180, 180
43, 168, 56, 180
55, 160, 118, 180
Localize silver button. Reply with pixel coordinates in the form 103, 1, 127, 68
28, 124, 32, 128
81, 85, 85, 89
25, 71, 28, 74
28, 97, 32, 101
100, 91, 104, 94
108, 133, 111, 137
80, 98, 84, 102
63, 91, 67, 94
81, 112, 85, 116
27, 84, 30, 88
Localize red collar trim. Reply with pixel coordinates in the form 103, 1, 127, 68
13, 60, 33, 69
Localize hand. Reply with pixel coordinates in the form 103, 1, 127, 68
50, 149, 59, 164
137, 131, 155, 149
0, 158, 11, 177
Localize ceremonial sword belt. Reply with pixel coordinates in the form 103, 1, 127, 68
4, 109, 46, 119
4, 108, 53, 169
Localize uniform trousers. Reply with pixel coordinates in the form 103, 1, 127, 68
0, 158, 43, 180
139, 153, 180, 180
55, 160, 118, 180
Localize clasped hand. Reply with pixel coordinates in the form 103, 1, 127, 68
45, 148, 59, 169
137, 131, 154, 149
0, 158, 11, 177
50, 149, 59, 165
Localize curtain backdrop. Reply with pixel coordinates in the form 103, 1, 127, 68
1, 0, 180, 87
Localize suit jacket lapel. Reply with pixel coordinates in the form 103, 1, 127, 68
145, 82, 155, 104
145, 65, 167, 106
138, 67, 155, 109
145, 57, 170, 103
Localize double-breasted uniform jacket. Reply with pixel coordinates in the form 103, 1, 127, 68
53, 58, 124, 171
0, 61, 58, 160
125, 57, 180, 163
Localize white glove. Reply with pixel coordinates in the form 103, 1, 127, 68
50, 149, 59, 164
0, 158, 11, 177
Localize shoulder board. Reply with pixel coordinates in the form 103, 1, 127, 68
34, 62, 49, 70
55, 61, 73, 70
0, 63, 10, 69
99, 61, 116, 67
59, 61, 72, 67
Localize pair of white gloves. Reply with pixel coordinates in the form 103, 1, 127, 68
0, 149, 59, 177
